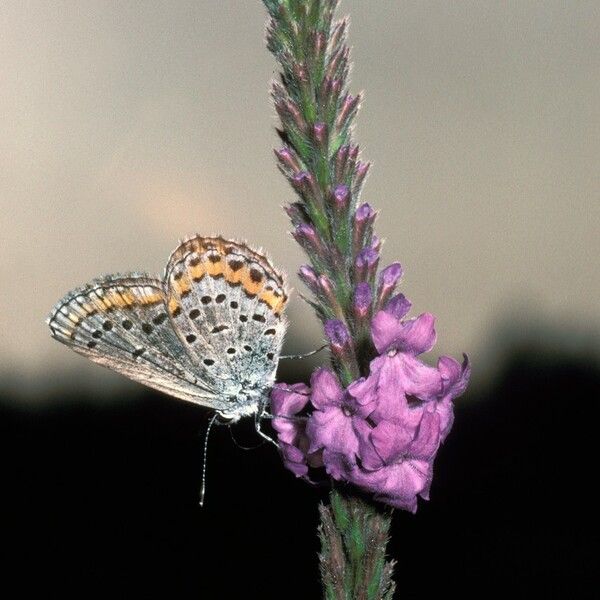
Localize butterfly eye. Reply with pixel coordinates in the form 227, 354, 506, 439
186, 334, 197, 343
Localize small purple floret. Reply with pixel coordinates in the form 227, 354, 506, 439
356, 247, 379, 268
379, 263, 402, 287
313, 122, 328, 146
353, 283, 372, 318
292, 171, 310, 188
298, 265, 319, 289
324, 319, 351, 351
355, 203, 375, 223
295, 223, 317, 241
333, 184, 350, 208
377, 263, 403, 307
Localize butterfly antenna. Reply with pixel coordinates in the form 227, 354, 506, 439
279, 344, 327, 361
199, 413, 218, 507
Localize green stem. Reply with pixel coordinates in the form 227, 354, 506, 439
263, 1, 397, 596
319, 489, 396, 600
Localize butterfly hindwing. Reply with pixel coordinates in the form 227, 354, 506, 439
164, 236, 288, 390
47, 273, 229, 409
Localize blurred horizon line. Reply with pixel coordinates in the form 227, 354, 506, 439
3, 310, 598, 404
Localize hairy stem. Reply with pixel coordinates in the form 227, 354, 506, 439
263, 1, 397, 597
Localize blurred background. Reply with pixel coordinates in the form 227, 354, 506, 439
1, 1, 598, 596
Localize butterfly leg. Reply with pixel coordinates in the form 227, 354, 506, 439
255, 408, 279, 448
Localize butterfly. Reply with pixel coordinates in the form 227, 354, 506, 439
47, 235, 289, 427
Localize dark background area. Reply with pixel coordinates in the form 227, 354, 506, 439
2, 335, 598, 598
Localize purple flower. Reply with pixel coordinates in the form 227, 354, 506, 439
272, 294, 470, 512
271, 383, 323, 477
305, 369, 363, 479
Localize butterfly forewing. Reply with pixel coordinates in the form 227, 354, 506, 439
164, 236, 288, 391
47, 273, 227, 409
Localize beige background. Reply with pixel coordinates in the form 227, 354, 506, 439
1, 1, 598, 398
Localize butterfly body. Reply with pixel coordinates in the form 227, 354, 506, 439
47, 236, 288, 422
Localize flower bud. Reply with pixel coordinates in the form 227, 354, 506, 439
293, 223, 318, 252
346, 143, 360, 177
370, 236, 382, 253
353, 282, 372, 322
313, 122, 328, 150
286, 99, 307, 133
335, 144, 350, 181
330, 19, 347, 52
298, 265, 320, 292
353, 161, 371, 194
284, 202, 306, 226
275, 147, 301, 174
330, 79, 342, 104
293, 62, 309, 85
317, 275, 344, 319
384, 293, 412, 320
336, 94, 360, 132
324, 319, 352, 354
332, 184, 350, 211
292, 171, 309, 191
377, 263, 403, 309
352, 203, 377, 255
355, 247, 379, 283
318, 274, 335, 297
